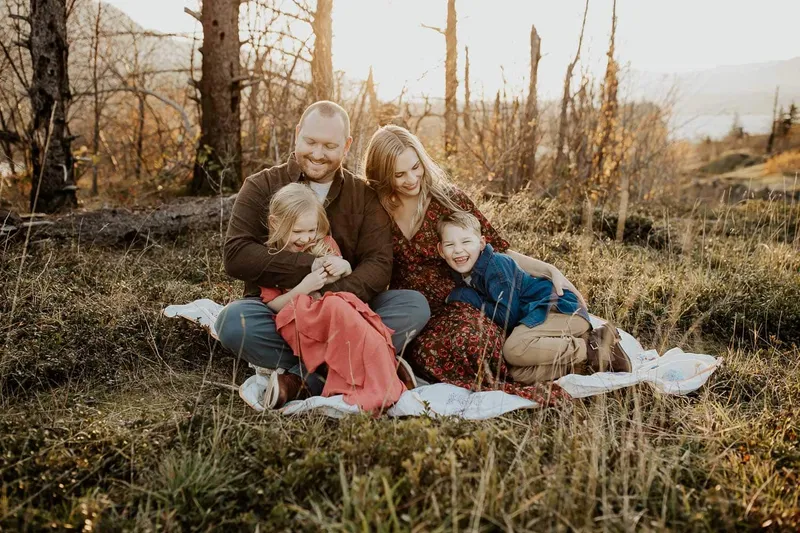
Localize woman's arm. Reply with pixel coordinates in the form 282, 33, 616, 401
506, 250, 587, 307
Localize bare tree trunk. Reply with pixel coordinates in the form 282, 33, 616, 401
444, 0, 458, 156
248, 54, 265, 161
462, 46, 473, 139
365, 66, 379, 119
513, 24, 541, 193
585, 0, 619, 229
8, 194, 238, 246
134, 92, 145, 180
615, 172, 629, 241
553, 0, 589, 181
582, 196, 593, 234
766, 85, 779, 154
310, 0, 333, 101
0, 110, 16, 172
90, 0, 101, 196
190, 0, 242, 195
28, 0, 77, 213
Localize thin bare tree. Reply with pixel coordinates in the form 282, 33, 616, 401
310, 0, 333, 101
553, 0, 589, 182
512, 24, 541, 193
422, 0, 458, 155
463, 45, 472, 137
585, 0, 620, 233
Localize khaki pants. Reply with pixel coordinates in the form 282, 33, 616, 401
502, 312, 591, 384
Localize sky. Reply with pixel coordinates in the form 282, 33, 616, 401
104, 0, 800, 101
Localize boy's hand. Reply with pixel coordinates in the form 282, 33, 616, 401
322, 256, 351, 278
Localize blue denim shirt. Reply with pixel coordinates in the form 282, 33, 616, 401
446, 244, 589, 333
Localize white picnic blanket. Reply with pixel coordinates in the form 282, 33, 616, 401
163, 299, 722, 419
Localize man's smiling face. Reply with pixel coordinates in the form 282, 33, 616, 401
294, 110, 353, 183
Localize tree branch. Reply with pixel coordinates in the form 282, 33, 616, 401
73, 87, 195, 139
421, 23, 445, 35
184, 7, 202, 22
8, 14, 31, 25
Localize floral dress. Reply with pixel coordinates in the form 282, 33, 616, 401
389, 188, 568, 405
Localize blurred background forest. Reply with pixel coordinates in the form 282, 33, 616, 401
1, 0, 798, 228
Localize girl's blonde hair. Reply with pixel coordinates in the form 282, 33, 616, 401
363, 125, 462, 230
267, 183, 335, 257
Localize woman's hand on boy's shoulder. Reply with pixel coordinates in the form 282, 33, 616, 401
548, 266, 587, 308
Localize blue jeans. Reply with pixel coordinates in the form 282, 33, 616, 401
214, 290, 430, 395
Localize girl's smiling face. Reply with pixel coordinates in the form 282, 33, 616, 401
286, 209, 320, 252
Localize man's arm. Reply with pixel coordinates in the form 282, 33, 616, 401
223, 175, 315, 288
322, 191, 392, 302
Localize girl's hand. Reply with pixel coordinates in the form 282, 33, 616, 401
323, 256, 352, 278
297, 267, 328, 294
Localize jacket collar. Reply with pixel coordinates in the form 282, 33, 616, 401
470, 243, 495, 280
287, 153, 345, 206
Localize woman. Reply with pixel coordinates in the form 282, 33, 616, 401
363, 125, 585, 404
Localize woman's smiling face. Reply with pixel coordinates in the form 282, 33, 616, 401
392, 147, 425, 199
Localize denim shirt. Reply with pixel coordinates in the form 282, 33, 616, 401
446, 244, 589, 334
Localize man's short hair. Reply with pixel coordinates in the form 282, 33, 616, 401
298, 100, 351, 138
436, 211, 482, 238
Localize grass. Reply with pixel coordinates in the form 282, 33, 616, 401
765, 151, 800, 176
1, 195, 799, 531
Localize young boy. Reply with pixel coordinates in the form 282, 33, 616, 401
436, 211, 631, 383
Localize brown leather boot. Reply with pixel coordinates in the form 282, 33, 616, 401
265, 373, 311, 409
585, 324, 618, 372
608, 341, 633, 373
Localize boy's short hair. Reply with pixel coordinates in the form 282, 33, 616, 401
436, 211, 482, 238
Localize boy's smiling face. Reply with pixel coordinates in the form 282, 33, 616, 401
438, 224, 486, 275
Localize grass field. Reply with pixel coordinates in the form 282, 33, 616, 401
1, 195, 799, 531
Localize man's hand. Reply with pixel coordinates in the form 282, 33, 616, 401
322, 256, 352, 278
549, 266, 587, 308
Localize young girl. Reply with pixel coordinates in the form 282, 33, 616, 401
257, 182, 413, 412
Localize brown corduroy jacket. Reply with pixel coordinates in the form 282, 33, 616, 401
222, 155, 392, 303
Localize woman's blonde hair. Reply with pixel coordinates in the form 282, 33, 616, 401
363, 125, 462, 230
266, 183, 335, 257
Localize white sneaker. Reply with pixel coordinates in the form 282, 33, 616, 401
239, 366, 284, 411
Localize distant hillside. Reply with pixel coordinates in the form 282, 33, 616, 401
627, 57, 800, 115
68, 1, 193, 87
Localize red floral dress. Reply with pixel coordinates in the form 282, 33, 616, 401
390, 188, 568, 405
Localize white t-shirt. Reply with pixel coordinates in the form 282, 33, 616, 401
308, 181, 332, 203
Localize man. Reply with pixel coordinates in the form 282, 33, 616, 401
215, 101, 430, 408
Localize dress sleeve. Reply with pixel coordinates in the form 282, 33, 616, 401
450, 188, 510, 253
259, 286, 283, 303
